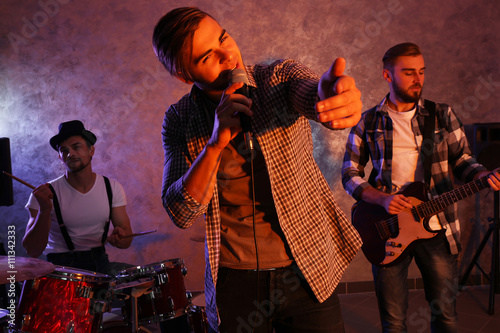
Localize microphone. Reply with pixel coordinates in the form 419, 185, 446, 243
230, 68, 253, 151
230, 68, 250, 97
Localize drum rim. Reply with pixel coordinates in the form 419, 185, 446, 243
117, 258, 184, 277
47, 266, 113, 282
188, 304, 205, 312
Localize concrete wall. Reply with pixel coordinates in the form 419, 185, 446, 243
1, 0, 499, 292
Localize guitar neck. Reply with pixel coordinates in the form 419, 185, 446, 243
417, 175, 490, 218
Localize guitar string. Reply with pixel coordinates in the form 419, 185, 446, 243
417, 176, 489, 218
376, 176, 490, 238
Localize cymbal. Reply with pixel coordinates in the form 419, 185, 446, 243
0, 256, 55, 284
114, 277, 154, 291
115, 277, 155, 298
190, 235, 205, 243
188, 290, 205, 301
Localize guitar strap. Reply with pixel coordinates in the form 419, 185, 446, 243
49, 176, 113, 251
422, 100, 436, 188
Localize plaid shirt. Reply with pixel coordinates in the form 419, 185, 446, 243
342, 95, 486, 255
162, 59, 362, 330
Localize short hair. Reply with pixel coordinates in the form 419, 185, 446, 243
382, 42, 422, 71
152, 7, 213, 82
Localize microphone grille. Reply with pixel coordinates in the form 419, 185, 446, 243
230, 68, 249, 85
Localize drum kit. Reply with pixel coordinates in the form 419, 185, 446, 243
0, 172, 208, 332
0, 255, 208, 333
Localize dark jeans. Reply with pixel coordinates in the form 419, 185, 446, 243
215, 264, 345, 333
46, 246, 133, 276
372, 234, 458, 333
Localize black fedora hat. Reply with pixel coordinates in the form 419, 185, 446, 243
49, 120, 97, 151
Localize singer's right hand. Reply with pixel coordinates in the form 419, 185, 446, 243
207, 82, 252, 151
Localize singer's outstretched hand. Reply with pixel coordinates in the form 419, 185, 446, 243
316, 57, 362, 129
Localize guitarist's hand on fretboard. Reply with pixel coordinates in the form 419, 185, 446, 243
479, 167, 500, 191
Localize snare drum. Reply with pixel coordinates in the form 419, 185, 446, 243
15, 266, 114, 333
116, 258, 189, 324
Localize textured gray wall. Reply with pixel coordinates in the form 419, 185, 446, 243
1, 0, 499, 291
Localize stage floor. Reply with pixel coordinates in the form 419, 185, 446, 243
340, 285, 500, 333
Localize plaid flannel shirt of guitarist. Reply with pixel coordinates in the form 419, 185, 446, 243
342, 95, 486, 256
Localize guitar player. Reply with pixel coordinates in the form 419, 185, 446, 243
341, 42, 500, 333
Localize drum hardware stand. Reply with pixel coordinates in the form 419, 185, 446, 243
130, 285, 153, 333
460, 191, 500, 315
115, 278, 155, 333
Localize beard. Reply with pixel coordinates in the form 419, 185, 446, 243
394, 83, 423, 104
66, 158, 91, 173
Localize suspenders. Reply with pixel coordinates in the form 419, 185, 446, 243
101, 176, 112, 244
49, 183, 75, 251
48, 176, 113, 252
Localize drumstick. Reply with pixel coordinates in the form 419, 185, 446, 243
106, 230, 157, 245
122, 230, 157, 239
4, 171, 158, 238
2, 171, 36, 189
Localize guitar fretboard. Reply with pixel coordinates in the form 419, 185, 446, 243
375, 175, 492, 240
417, 175, 490, 218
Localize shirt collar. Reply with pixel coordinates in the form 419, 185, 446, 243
376, 94, 427, 115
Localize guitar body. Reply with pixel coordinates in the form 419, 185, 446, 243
352, 182, 442, 266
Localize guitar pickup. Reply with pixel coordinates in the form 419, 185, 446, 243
412, 210, 420, 222
387, 242, 402, 248
376, 221, 392, 239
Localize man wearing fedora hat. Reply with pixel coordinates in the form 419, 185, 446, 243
22, 120, 134, 275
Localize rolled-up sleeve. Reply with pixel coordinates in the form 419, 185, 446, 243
161, 104, 208, 229
342, 118, 371, 201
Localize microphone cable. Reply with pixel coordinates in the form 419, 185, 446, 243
246, 133, 259, 333
230, 69, 260, 331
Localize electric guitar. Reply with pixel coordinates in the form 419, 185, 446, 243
352, 175, 491, 266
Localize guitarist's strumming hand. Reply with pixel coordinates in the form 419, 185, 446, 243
384, 194, 414, 215
360, 187, 413, 215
